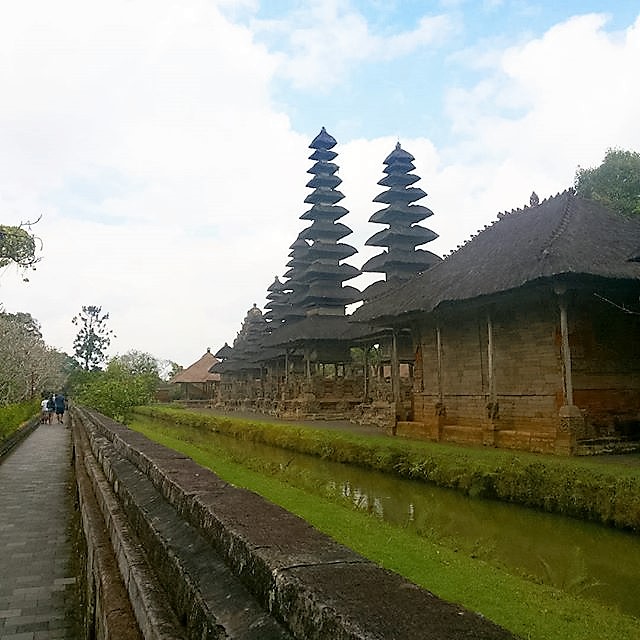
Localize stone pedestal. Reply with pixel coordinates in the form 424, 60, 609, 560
483, 401, 499, 446
556, 405, 584, 455
482, 424, 497, 447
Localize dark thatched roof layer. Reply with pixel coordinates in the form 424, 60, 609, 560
353, 192, 640, 323
264, 315, 373, 347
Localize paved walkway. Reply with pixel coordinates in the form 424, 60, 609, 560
0, 420, 80, 639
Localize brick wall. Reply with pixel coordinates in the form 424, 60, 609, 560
411, 285, 640, 452
570, 293, 640, 438
413, 290, 562, 452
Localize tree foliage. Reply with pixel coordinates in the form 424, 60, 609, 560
0, 311, 67, 405
71, 350, 161, 422
0, 218, 41, 279
574, 148, 640, 216
72, 305, 115, 370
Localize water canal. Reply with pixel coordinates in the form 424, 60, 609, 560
135, 417, 640, 618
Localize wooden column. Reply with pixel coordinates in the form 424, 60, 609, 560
484, 311, 498, 445
391, 330, 403, 427
363, 345, 369, 400
433, 324, 446, 439
487, 312, 495, 403
436, 325, 443, 405
305, 348, 311, 381
558, 297, 574, 406
555, 288, 582, 455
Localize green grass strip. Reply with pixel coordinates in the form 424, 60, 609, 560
130, 416, 640, 640
0, 399, 40, 440
135, 405, 640, 531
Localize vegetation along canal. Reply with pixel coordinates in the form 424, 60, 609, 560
131, 414, 640, 621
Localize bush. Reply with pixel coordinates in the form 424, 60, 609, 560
73, 364, 157, 423
0, 398, 40, 440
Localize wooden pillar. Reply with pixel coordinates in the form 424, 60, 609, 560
433, 325, 446, 439
436, 325, 443, 405
484, 312, 498, 446
555, 288, 582, 455
487, 312, 495, 402
363, 345, 369, 400
391, 330, 403, 428
558, 297, 574, 406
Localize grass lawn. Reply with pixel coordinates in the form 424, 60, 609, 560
130, 414, 640, 640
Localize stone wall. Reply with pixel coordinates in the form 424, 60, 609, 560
408, 285, 640, 454
71, 405, 515, 640
570, 295, 640, 439
412, 292, 560, 452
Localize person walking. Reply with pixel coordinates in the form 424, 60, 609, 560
54, 393, 66, 424
40, 396, 50, 423
46, 395, 55, 424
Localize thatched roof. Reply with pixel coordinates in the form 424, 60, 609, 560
353, 191, 640, 324
264, 315, 372, 348
214, 343, 234, 360
171, 349, 220, 384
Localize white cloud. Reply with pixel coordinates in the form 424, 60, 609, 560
253, 1, 454, 91
1, 3, 639, 369
0, 0, 308, 364
435, 11, 640, 251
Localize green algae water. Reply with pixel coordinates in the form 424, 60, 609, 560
135, 417, 640, 619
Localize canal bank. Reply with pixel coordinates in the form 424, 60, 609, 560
136, 405, 640, 531
130, 407, 640, 640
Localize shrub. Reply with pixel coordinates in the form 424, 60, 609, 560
0, 398, 40, 440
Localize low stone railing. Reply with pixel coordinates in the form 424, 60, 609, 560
70, 405, 515, 640
0, 415, 40, 459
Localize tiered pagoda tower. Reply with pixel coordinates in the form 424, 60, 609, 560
280, 232, 310, 323
263, 276, 289, 327
362, 142, 441, 299
232, 303, 269, 363
294, 127, 361, 315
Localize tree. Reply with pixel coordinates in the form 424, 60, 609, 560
0, 218, 41, 280
164, 360, 183, 381
574, 148, 640, 216
116, 350, 161, 379
0, 311, 67, 405
71, 350, 160, 422
72, 305, 115, 370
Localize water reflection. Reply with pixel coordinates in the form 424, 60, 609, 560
174, 425, 640, 617
323, 467, 640, 616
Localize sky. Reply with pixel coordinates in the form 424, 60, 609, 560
1, 0, 639, 368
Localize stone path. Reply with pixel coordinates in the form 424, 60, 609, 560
0, 421, 80, 639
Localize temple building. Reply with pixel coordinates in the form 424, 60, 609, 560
212, 128, 371, 417
294, 126, 361, 314
353, 191, 640, 454
170, 348, 220, 402
204, 128, 640, 455
362, 142, 442, 300
354, 142, 444, 423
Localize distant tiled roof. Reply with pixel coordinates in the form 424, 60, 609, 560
171, 350, 220, 383
353, 191, 640, 323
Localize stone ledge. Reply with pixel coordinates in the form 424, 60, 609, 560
0, 415, 40, 459
74, 406, 516, 640
72, 410, 187, 640
74, 407, 291, 639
